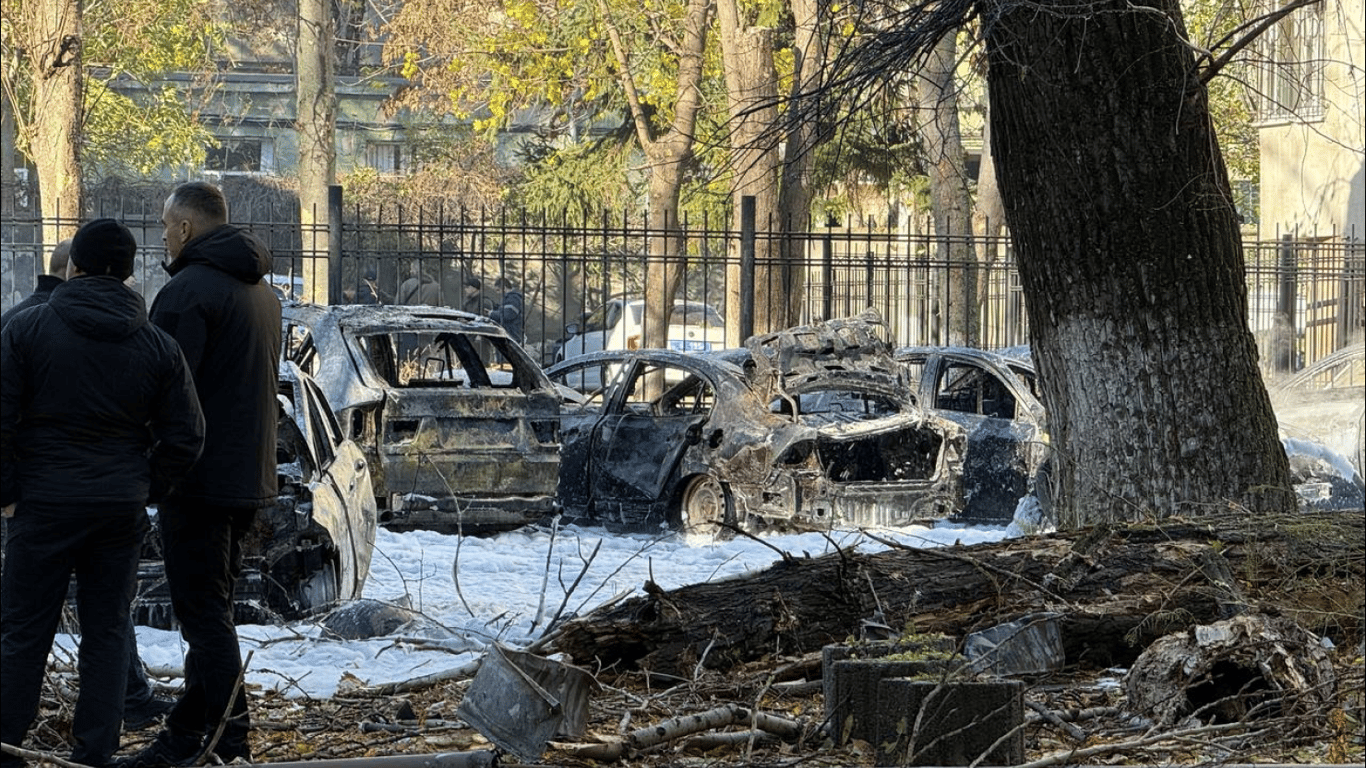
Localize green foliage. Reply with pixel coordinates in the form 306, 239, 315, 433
1, 0, 222, 180
1182, 0, 1261, 185
83, 82, 212, 175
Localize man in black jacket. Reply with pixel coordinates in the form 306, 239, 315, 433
0, 241, 177, 737
118, 182, 282, 768
1, 219, 204, 768
0, 239, 69, 329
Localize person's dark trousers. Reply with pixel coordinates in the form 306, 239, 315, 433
125, 615, 154, 706
156, 500, 257, 759
1, 504, 146, 768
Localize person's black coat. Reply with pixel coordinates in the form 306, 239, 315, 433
0, 276, 205, 511
150, 224, 282, 508
489, 290, 525, 343
0, 274, 63, 329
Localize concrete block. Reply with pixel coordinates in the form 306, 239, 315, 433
821, 637, 961, 745
875, 679, 1025, 766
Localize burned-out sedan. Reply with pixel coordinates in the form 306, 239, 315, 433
281, 303, 561, 533
895, 346, 1051, 523
132, 362, 377, 628
545, 313, 965, 534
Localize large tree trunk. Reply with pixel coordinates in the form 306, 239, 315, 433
717, 0, 782, 341
983, 0, 1295, 525
971, 85, 1006, 311
598, 0, 709, 353
551, 511, 1363, 676
918, 31, 977, 346
777, 0, 823, 327
297, 0, 337, 303
23, 0, 83, 244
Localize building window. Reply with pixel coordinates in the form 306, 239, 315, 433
1250, 2, 1325, 123
366, 142, 414, 176
206, 138, 274, 174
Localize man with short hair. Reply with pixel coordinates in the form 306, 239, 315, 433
1, 219, 204, 768
117, 182, 281, 768
0, 240, 70, 329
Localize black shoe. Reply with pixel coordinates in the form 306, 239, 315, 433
124, 695, 176, 730
112, 734, 199, 768
201, 746, 251, 766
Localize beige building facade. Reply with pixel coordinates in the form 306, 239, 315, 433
1254, 0, 1365, 238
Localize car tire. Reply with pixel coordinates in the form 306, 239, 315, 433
296, 558, 339, 615
676, 474, 736, 538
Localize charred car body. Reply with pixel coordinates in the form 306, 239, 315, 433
281, 303, 561, 533
546, 312, 965, 534
895, 346, 1051, 523
132, 362, 378, 628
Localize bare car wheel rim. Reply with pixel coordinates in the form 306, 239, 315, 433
681, 475, 727, 534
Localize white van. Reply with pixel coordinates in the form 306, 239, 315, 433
556, 298, 726, 389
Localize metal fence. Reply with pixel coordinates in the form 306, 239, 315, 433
3, 196, 1362, 372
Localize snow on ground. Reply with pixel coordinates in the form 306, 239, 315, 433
76, 520, 1010, 700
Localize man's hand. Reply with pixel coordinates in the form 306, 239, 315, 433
2, 503, 15, 518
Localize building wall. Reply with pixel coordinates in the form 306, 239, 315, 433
1257, 0, 1366, 238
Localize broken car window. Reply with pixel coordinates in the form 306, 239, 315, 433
935, 363, 1017, 420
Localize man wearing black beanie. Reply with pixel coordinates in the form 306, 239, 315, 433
1, 218, 205, 768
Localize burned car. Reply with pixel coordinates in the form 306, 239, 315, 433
132, 362, 378, 628
895, 346, 1051, 523
545, 312, 965, 535
281, 303, 561, 533
1268, 340, 1365, 508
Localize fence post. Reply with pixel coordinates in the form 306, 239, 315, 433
740, 195, 755, 340
822, 224, 834, 321
1276, 234, 1297, 372
328, 184, 343, 305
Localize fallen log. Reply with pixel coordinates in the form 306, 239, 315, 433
551, 510, 1364, 676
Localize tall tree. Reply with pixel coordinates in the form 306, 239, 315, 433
297, 0, 337, 303
916, 30, 975, 345
383, 0, 713, 349
819, 0, 1296, 524
716, 0, 781, 340
10, 0, 83, 243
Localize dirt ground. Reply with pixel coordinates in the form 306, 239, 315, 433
13, 644, 1349, 767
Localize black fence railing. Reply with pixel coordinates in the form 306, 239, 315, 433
4, 198, 1362, 373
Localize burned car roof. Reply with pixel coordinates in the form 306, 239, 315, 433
547, 314, 966, 536
281, 302, 561, 534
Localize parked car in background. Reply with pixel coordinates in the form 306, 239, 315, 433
1268, 339, 1366, 504
555, 298, 726, 390
132, 362, 378, 628
895, 345, 1051, 523
545, 312, 965, 535
281, 303, 562, 534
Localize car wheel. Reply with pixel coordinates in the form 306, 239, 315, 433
296, 559, 339, 615
677, 474, 735, 538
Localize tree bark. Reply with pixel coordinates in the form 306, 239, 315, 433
551, 512, 1363, 676
918, 31, 977, 346
717, 0, 782, 340
983, 0, 1295, 524
23, 0, 83, 243
597, 0, 710, 353
777, 0, 823, 327
297, 0, 337, 303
